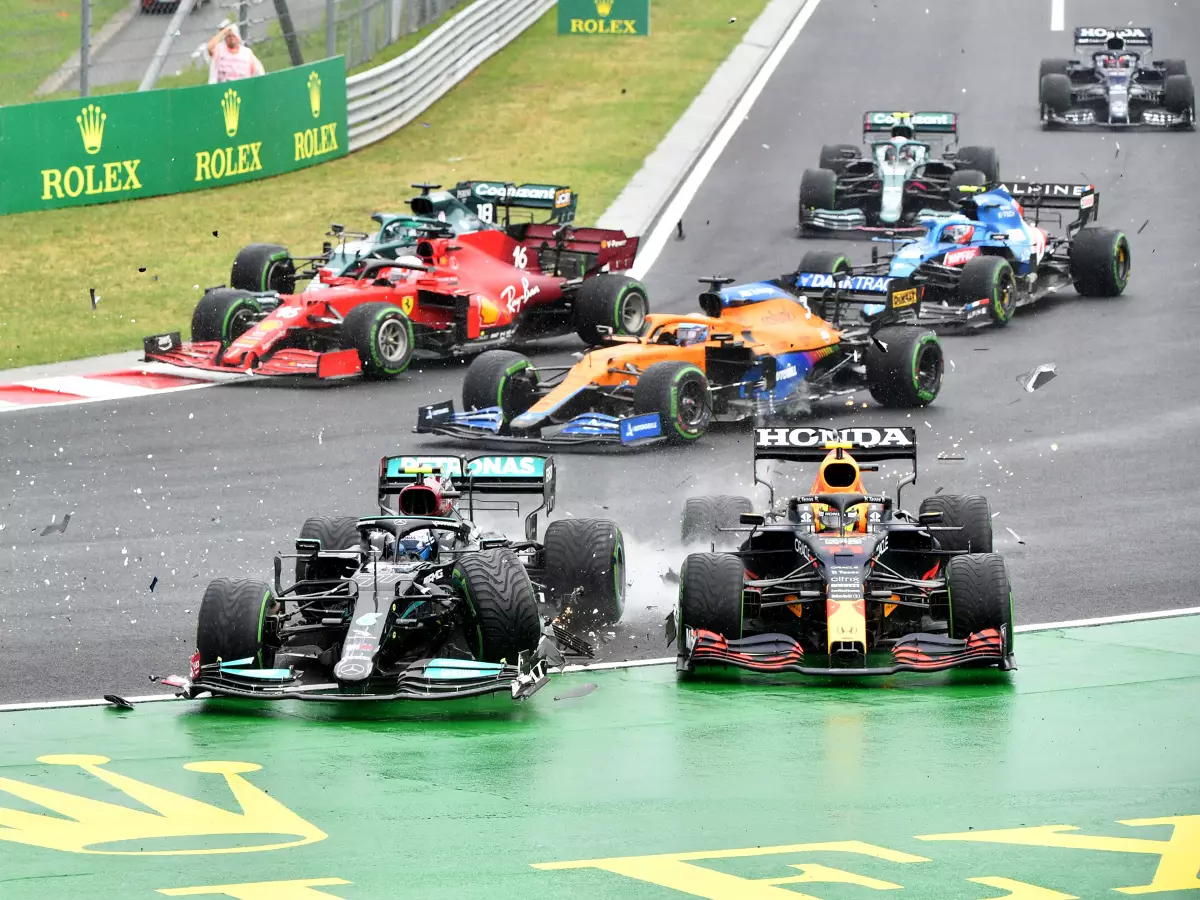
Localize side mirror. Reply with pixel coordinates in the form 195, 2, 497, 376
525, 513, 538, 542
330, 223, 344, 234
322, 241, 332, 255
739, 512, 765, 527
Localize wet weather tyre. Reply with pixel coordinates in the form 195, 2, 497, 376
955, 147, 999, 183
678, 553, 745, 641
462, 350, 539, 425
958, 255, 1017, 326
343, 302, 414, 378
797, 250, 851, 274
230, 243, 296, 295
818, 143, 859, 174
1040, 73, 1072, 115
864, 326, 943, 408
542, 518, 626, 625
453, 549, 541, 664
919, 494, 993, 553
946, 553, 1013, 651
1163, 59, 1188, 77
1069, 228, 1130, 297
196, 578, 276, 667
948, 168, 987, 195
574, 274, 649, 344
190, 289, 262, 344
681, 496, 753, 545
634, 361, 711, 443
1164, 74, 1195, 115
295, 516, 361, 591
1038, 58, 1072, 80
799, 168, 837, 220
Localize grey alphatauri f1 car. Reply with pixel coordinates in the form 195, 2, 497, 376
1039, 27, 1195, 129
159, 454, 625, 703
671, 426, 1015, 677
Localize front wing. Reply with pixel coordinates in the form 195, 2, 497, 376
679, 627, 1011, 676
415, 400, 667, 448
165, 656, 550, 702
800, 207, 926, 238
142, 333, 362, 379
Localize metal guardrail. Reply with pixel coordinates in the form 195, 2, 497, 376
346, 0, 553, 151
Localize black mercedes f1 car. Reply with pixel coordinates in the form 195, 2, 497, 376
1039, 27, 1195, 129
671, 426, 1015, 677
162, 454, 624, 703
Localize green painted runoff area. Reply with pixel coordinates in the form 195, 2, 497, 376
1, 617, 1198, 900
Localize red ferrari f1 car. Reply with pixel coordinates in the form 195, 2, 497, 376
143, 189, 646, 379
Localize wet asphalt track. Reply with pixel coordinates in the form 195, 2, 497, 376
3, 0, 1199, 703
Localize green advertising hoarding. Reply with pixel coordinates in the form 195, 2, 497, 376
0, 57, 348, 215
557, 0, 650, 35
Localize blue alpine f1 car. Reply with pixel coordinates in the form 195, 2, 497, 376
802, 181, 1131, 329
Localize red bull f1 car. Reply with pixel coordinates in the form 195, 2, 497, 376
143, 184, 646, 380
672, 426, 1015, 677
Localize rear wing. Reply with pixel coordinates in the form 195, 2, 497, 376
863, 111, 958, 136
994, 182, 1099, 229
790, 272, 924, 322
453, 181, 577, 225
753, 426, 919, 509
378, 454, 555, 540
511, 223, 640, 274
1073, 26, 1152, 48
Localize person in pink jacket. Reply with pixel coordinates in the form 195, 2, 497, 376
207, 24, 265, 83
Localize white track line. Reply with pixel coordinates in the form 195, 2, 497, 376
1050, 0, 1064, 31
2, 607, 1197, 713
630, 0, 824, 280
0, 381, 218, 415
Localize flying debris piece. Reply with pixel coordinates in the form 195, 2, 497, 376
89, 288, 101, 309
554, 682, 598, 701
1005, 526, 1025, 545
872, 336, 889, 353
934, 486, 944, 495
40, 513, 71, 536
211, 230, 219, 238
149, 576, 159, 593
138, 267, 147, 273
664, 609, 677, 647
544, 618, 594, 659
728, 16, 737, 23
936, 452, 966, 461
1137, 219, 1149, 234
1017, 363, 1057, 393
103, 694, 134, 710
661, 567, 680, 584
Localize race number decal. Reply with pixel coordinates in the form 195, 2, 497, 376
512, 245, 529, 269
477, 202, 494, 224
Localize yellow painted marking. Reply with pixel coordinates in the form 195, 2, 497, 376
159, 878, 351, 899
969, 876, 1078, 899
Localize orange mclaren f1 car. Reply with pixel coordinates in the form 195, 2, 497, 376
672, 426, 1015, 676
415, 270, 944, 446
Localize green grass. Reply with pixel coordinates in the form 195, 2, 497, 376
0, 0, 770, 369
1, 0, 130, 106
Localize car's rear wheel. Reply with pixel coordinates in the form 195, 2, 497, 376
678, 552, 745, 644
818, 143, 859, 174
343, 302, 413, 378
865, 326, 943, 408
1069, 227, 1131, 297
573, 274, 649, 344
955, 147, 999, 183
958, 255, 1017, 326
946, 553, 1014, 654
196, 578, 277, 667
295, 516, 361, 594
542, 518, 626, 625
634, 361, 711, 443
1164, 74, 1195, 116
231, 243, 296, 295
452, 549, 542, 664
1040, 73, 1072, 116
919, 494, 993, 553
191, 288, 263, 344
681, 496, 753, 545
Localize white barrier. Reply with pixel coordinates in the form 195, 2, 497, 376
346, 0, 554, 152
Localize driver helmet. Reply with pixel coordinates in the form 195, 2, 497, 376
674, 323, 709, 346
808, 449, 869, 534
897, 141, 918, 163
397, 530, 437, 561
385, 255, 425, 281
942, 223, 975, 244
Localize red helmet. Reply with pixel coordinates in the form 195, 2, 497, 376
943, 223, 975, 245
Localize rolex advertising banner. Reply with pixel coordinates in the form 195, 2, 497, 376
558, 0, 650, 35
0, 57, 348, 215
